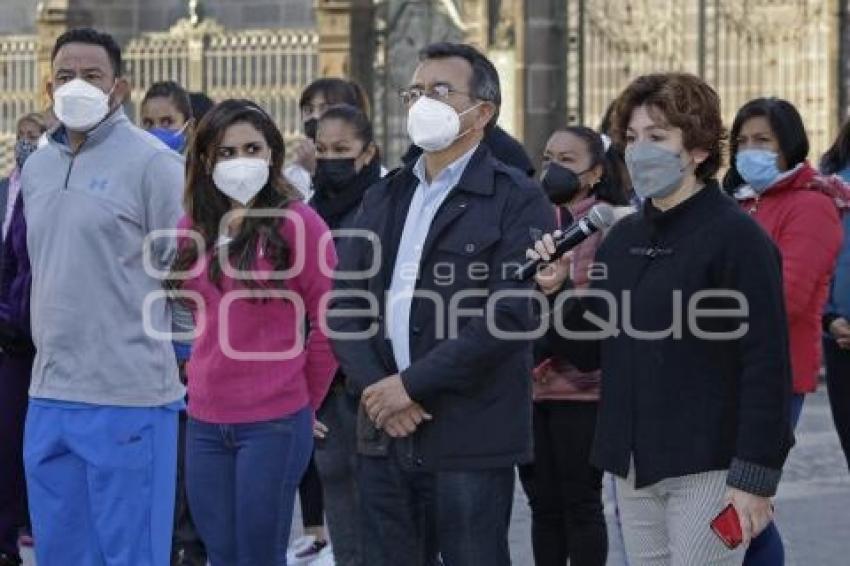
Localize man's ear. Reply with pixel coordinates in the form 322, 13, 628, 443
46, 80, 54, 104
474, 101, 497, 132
113, 77, 131, 105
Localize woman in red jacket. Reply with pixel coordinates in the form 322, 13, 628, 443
723, 97, 843, 566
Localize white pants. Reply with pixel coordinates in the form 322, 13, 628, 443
615, 465, 747, 566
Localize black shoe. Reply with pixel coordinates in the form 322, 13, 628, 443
0, 553, 22, 566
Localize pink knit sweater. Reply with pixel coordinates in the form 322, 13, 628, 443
181, 202, 339, 424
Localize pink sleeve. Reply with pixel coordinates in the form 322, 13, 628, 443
287, 204, 339, 411
175, 215, 194, 250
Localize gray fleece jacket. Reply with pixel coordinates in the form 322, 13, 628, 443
22, 108, 186, 406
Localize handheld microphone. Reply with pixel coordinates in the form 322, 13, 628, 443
514, 203, 616, 281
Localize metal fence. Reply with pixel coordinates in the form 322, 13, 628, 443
0, 34, 39, 174
0, 18, 318, 176
124, 19, 318, 142
568, 0, 837, 158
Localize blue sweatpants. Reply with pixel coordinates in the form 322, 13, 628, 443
23, 399, 180, 566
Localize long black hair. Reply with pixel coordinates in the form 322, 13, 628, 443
553, 126, 629, 206
722, 97, 809, 192
169, 99, 300, 292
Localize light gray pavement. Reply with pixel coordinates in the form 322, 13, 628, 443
22, 387, 850, 565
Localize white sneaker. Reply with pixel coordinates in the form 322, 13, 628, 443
309, 545, 335, 566
286, 535, 317, 565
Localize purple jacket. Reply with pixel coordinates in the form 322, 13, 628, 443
0, 193, 32, 348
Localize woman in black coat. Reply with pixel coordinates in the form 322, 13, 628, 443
528, 73, 792, 565
307, 103, 382, 566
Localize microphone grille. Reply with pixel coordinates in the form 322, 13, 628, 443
587, 203, 616, 230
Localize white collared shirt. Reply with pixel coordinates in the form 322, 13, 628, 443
387, 144, 479, 372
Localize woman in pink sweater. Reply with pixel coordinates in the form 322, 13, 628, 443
168, 99, 338, 566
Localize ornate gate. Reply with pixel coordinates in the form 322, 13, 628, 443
566, 0, 838, 155
0, 15, 318, 174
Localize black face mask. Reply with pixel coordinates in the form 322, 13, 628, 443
541, 162, 583, 205
304, 118, 318, 142
314, 158, 358, 193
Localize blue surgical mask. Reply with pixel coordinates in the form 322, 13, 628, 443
14, 138, 38, 170
736, 149, 781, 193
149, 123, 188, 152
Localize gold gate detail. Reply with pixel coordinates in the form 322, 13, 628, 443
125, 19, 318, 141
0, 17, 318, 174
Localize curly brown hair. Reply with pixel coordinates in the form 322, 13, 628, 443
610, 73, 725, 182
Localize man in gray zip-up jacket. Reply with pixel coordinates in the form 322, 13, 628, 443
20, 28, 186, 566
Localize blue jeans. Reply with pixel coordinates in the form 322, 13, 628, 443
24, 400, 180, 566
743, 393, 805, 566
186, 407, 313, 566
357, 452, 438, 566
357, 449, 515, 566
436, 468, 515, 566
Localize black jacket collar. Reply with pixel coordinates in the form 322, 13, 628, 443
393, 143, 496, 197
641, 180, 729, 243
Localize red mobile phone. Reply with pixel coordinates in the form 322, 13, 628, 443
710, 504, 743, 550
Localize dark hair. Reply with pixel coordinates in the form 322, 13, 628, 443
142, 81, 192, 121
318, 104, 380, 166
169, 99, 300, 293
189, 92, 215, 123
597, 105, 633, 198
822, 118, 850, 175
318, 104, 374, 146
611, 73, 724, 183
822, 119, 850, 175
722, 97, 809, 191
299, 78, 370, 117
17, 112, 48, 134
554, 126, 629, 206
52, 28, 122, 77
419, 42, 501, 127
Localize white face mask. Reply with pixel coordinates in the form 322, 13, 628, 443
212, 157, 270, 205
53, 78, 114, 132
406, 96, 482, 153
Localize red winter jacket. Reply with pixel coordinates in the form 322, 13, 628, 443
735, 164, 842, 393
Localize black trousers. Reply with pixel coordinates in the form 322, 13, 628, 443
824, 338, 850, 471
0, 355, 32, 559
299, 454, 325, 529
521, 401, 607, 566
173, 410, 206, 565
